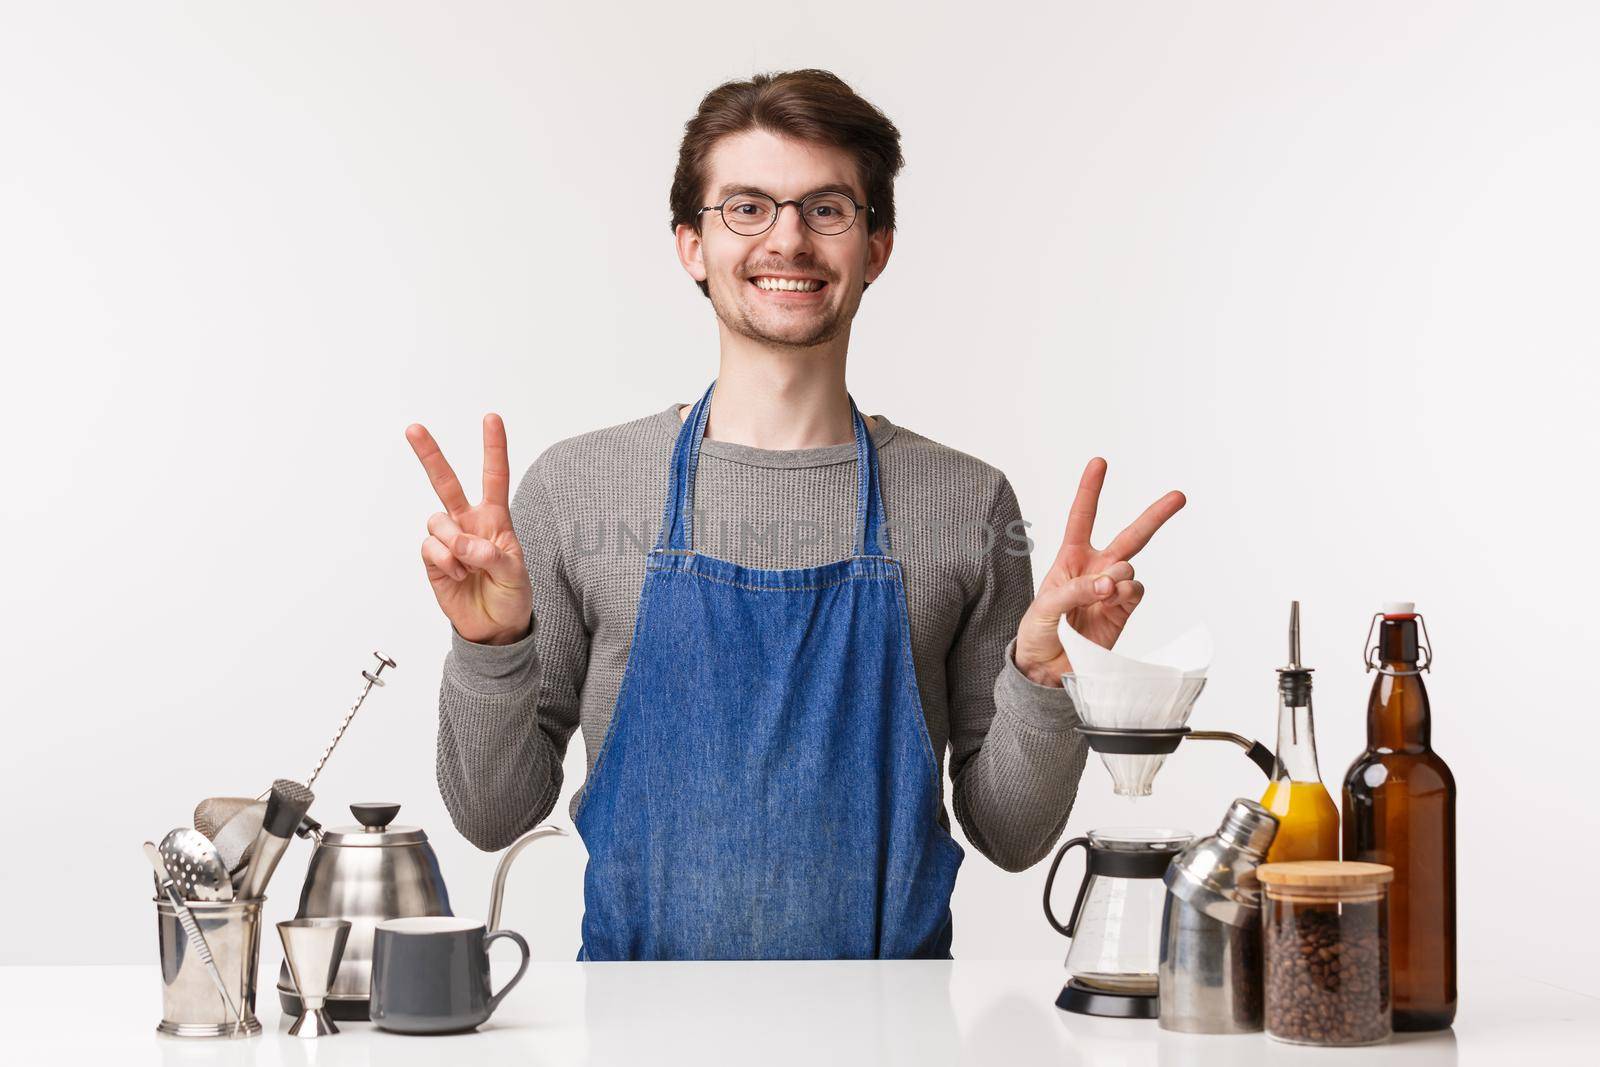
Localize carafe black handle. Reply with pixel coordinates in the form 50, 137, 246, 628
1043, 836, 1093, 938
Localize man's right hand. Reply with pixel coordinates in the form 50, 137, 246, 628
405, 414, 534, 646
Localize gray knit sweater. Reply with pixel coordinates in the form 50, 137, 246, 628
436, 401, 1088, 873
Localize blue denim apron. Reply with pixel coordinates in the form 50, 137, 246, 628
572, 379, 965, 960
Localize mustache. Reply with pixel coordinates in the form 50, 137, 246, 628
741, 266, 833, 282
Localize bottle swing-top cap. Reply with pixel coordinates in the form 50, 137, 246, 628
1365, 601, 1431, 673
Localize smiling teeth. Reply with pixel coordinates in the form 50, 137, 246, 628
753, 277, 823, 292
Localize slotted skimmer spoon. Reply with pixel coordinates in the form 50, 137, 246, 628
158, 828, 235, 902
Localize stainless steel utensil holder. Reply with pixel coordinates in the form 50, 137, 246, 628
155, 896, 265, 1038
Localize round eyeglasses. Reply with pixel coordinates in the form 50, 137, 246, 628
698, 190, 872, 237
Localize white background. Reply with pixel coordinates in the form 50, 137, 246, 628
3, 1, 1596, 995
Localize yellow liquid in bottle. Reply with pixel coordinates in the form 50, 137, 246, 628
1259, 779, 1340, 862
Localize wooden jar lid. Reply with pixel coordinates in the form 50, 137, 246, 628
1257, 860, 1394, 888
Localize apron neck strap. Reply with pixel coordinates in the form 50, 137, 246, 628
655, 379, 888, 557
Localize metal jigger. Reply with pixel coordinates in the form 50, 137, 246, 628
278, 919, 352, 1037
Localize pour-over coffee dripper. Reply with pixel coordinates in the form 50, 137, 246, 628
1063, 674, 1274, 796
1060, 625, 1272, 797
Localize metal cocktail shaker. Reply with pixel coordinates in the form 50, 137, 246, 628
1158, 798, 1278, 1033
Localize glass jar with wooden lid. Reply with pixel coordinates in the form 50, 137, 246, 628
1258, 860, 1393, 1046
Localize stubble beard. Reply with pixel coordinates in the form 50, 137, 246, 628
709, 273, 856, 351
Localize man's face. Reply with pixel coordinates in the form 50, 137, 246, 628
677, 129, 893, 350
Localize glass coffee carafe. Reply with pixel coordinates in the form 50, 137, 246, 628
1044, 827, 1193, 1018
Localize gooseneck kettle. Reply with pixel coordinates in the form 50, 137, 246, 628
278, 802, 564, 1019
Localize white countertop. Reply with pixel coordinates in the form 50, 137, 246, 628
6, 960, 1595, 1065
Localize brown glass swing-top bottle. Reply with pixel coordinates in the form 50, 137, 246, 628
1342, 602, 1457, 1031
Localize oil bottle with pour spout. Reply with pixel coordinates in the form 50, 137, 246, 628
1258, 602, 1339, 861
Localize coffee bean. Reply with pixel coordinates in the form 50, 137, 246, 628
1264, 898, 1390, 1045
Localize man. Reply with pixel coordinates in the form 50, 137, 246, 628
405, 69, 1183, 961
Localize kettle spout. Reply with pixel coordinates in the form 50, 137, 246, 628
487, 824, 568, 931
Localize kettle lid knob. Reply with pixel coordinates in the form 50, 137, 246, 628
350, 802, 401, 831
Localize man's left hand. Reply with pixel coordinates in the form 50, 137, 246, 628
1013, 457, 1186, 687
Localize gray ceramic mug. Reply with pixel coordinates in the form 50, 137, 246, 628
369, 917, 531, 1034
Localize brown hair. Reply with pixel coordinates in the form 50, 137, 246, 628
669, 69, 904, 298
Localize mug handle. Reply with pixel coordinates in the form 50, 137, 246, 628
484, 929, 532, 1014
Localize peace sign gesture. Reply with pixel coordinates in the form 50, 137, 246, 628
1013, 458, 1186, 686
405, 414, 534, 646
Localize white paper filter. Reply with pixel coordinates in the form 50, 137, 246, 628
1058, 621, 1213, 797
